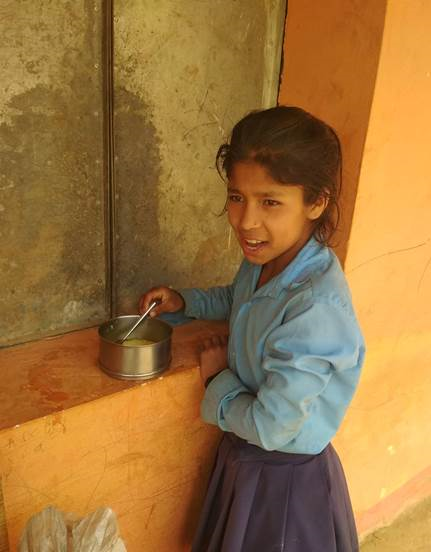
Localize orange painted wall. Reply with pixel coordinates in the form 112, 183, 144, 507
279, 0, 431, 533
278, 0, 387, 264
342, 0, 431, 526
0, 367, 221, 551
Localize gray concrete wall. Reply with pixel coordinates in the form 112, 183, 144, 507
113, 0, 286, 313
0, 1, 107, 346
1, 0, 286, 344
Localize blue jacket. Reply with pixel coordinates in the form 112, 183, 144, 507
180, 237, 365, 454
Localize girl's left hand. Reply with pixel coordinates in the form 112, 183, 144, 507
199, 334, 229, 386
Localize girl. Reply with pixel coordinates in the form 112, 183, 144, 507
139, 106, 365, 552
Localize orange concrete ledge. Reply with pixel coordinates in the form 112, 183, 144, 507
0, 321, 227, 551
0, 320, 228, 432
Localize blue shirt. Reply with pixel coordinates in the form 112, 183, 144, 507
180, 237, 365, 454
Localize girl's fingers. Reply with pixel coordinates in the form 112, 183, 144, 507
200, 334, 229, 352
220, 334, 229, 346
202, 338, 213, 350
210, 335, 221, 347
139, 287, 185, 316
139, 287, 165, 315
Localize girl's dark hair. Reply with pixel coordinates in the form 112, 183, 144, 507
216, 106, 342, 245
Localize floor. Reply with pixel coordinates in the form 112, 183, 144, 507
360, 497, 431, 552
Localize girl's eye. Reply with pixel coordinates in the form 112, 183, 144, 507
228, 194, 243, 203
263, 199, 280, 207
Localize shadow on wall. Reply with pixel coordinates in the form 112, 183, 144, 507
0, 82, 106, 345
113, 86, 162, 315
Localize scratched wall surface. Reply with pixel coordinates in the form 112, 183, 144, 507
0, 369, 221, 551
0, 1, 107, 346
113, 0, 286, 313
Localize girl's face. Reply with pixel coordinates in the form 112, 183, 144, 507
227, 161, 325, 276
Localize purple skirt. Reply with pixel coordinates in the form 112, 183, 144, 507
192, 433, 358, 552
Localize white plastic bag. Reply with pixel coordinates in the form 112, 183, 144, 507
19, 506, 67, 552
71, 507, 126, 552
19, 505, 126, 552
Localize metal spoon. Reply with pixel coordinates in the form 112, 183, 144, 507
117, 299, 160, 344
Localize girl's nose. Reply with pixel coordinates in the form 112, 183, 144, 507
239, 204, 260, 230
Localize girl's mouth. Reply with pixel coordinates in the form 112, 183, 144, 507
242, 238, 268, 254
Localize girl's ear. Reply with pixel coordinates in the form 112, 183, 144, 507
307, 194, 329, 220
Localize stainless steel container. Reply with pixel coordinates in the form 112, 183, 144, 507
98, 315, 172, 380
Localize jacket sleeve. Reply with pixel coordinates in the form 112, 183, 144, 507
201, 301, 364, 451
178, 262, 245, 321
179, 285, 235, 321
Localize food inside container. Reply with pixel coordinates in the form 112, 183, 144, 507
98, 315, 172, 380
122, 338, 155, 346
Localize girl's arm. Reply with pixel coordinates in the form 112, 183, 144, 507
200, 301, 365, 452
139, 262, 246, 322
178, 261, 246, 321
179, 285, 235, 321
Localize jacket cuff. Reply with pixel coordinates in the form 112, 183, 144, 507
201, 369, 249, 430
177, 288, 201, 319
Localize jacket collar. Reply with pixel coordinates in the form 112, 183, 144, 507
250, 237, 331, 299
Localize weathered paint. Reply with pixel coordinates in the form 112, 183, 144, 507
0, 1, 107, 346
112, 0, 286, 314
